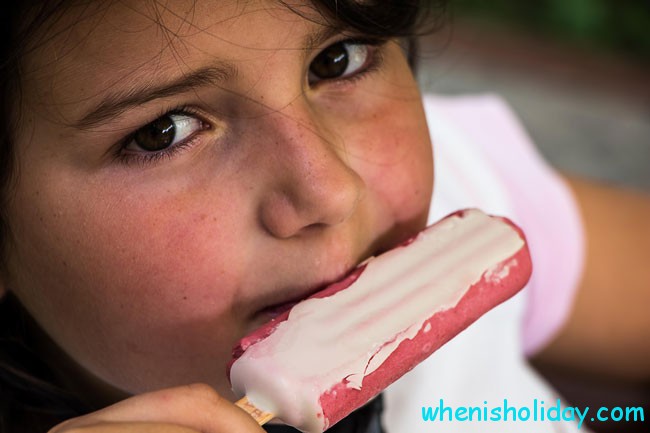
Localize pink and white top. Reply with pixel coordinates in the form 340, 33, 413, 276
382, 94, 587, 433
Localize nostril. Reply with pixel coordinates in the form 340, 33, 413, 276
259, 172, 364, 240
259, 192, 300, 239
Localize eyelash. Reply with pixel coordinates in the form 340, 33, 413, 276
114, 105, 209, 167
309, 38, 387, 88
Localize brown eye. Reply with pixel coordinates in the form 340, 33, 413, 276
127, 114, 202, 152
308, 41, 370, 85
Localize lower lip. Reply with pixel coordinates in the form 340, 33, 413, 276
247, 302, 295, 334
258, 301, 298, 319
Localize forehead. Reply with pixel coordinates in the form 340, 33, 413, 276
26, 0, 324, 64
21, 0, 328, 120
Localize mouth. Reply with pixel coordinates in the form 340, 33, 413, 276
247, 225, 416, 330
247, 293, 313, 334
250, 254, 375, 326
256, 299, 300, 320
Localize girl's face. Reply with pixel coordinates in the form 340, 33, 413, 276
5, 0, 433, 400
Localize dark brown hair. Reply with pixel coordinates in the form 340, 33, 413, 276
0, 1, 446, 431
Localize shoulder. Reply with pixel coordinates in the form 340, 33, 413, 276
423, 93, 586, 356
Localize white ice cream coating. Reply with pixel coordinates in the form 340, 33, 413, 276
230, 210, 525, 432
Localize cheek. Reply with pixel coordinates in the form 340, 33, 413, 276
349, 96, 433, 230
6, 170, 253, 393
15, 185, 242, 312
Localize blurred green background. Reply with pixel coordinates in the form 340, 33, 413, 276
417, 0, 650, 192
451, 0, 650, 61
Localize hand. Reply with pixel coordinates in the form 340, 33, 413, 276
48, 383, 266, 433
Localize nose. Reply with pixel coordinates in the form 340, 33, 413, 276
258, 100, 365, 239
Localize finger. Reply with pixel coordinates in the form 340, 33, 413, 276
53, 421, 200, 433
49, 384, 265, 433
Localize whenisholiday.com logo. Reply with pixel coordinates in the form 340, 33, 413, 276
421, 399, 646, 429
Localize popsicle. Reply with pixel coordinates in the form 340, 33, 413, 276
229, 208, 532, 432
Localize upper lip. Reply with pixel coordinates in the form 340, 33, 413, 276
254, 272, 348, 316
250, 253, 371, 319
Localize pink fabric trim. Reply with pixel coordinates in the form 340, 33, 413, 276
429, 94, 586, 355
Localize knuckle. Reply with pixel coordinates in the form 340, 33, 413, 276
48, 426, 88, 433
47, 416, 90, 433
185, 382, 224, 407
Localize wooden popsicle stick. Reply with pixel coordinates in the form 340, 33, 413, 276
236, 396, 275, 426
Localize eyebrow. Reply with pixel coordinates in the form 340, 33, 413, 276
73, 26, 342, 130
74, 64, 236, 129
305, 25, 340, 50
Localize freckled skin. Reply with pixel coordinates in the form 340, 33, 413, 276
4, 0, 433, 402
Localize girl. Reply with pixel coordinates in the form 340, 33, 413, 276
1, 1, 648, 433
